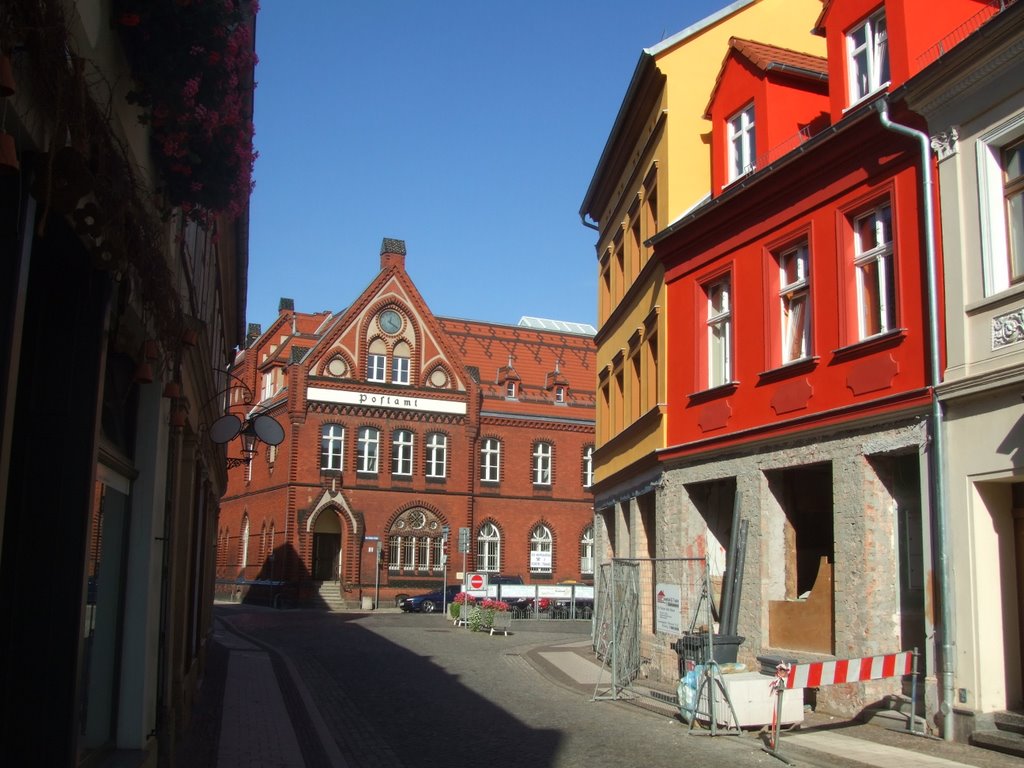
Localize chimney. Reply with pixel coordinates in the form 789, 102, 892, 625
246, 323, 262, 347
380, 238, 406, 270
279, 297, 294, 313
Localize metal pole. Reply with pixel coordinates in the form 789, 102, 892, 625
610, 559, 618, 697
374, 539, 380, 609
910, 647, 919, 736
876, 101, 954, 740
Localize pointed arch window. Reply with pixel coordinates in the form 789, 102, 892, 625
580, 525, 595, 575
239, 515, 250, 568
388, 508, 444, 573
530, 524, 553, 573
477, 522, 501, 573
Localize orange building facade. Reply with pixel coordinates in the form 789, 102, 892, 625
217, 240, 596, 608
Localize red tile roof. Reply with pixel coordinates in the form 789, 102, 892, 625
729, 37, 828, 77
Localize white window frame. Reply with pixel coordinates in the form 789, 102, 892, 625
388, 535, 401, 571
320, 424, 344, 471
554, 386, 566, 403
846, 9, 889, 105
533, 442, 552, 486
853, 203, 895, 339
477, 522, 501, 573
239, 515, 250, 568
978, 116, 1024, 295
391, 354, 410, 385
582, 446, 594, 488
391, 429, 414, 477
357, 427, 379, 474
580, 525, 595, 575
367, 353, 386, 382
480, 438, 501, 482
530, 525, 553, 574
506, 380, 517, 399
261, 370, 274, 401
727, 103, 756, 182
425, 432, 447, 479
779, 244, 810, 363
706, 277, 732, 388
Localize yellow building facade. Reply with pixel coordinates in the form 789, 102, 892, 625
580, 0, 826, 506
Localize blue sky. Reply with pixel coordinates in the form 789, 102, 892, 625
246, 1, 724, 333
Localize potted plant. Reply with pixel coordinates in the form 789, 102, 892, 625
469, 598, 510, 632
450, 591, 474, 624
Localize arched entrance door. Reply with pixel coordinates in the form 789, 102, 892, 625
312, 511, 342, 581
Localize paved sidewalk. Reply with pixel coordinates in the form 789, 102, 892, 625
175, 609, 1023, 768
215, 626, 306, 767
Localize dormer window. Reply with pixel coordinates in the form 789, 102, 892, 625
497, 355, 520, 400
727, 104, 756, 182
546, 361, 569, 404
847, 9, 889, 105
260, 367, 283, 401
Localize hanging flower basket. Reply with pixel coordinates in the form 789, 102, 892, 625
112, 0, 259, 223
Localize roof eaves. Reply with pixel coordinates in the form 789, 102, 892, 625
644, 0, 758, 56
649, 99, 879, 248
579, 50, 657, 220
765, 62, 828, 82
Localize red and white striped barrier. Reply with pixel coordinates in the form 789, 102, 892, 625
782, 650, 914, 690
764, 649, 920, 764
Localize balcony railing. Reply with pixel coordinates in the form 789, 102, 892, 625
917, 0, 1017, 68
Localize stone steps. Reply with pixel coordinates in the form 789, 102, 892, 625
970, 710, 1024, 759
310, 582, 348, 611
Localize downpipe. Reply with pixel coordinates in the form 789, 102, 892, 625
875, 99, 954, 741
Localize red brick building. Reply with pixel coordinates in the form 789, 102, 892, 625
217, 239, 596, 607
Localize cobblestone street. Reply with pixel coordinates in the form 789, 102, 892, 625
174, 606, 1024, 768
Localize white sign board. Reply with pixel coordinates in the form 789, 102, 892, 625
655, 583, 682, 636
530, 551, 552, 571
307, 387, 467, 415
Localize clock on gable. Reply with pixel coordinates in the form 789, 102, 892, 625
379, 309, 402, 334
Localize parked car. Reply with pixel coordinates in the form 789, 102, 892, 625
398, 584, 463, 614
488, 574, 524, 585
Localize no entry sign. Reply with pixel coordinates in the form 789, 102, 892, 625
468, 572, 487, 590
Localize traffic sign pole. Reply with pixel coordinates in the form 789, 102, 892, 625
441, 526, 450, 614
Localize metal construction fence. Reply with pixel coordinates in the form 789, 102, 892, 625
592, 557, 710, 705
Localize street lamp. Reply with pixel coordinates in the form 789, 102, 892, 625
209, 411, 285, 469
